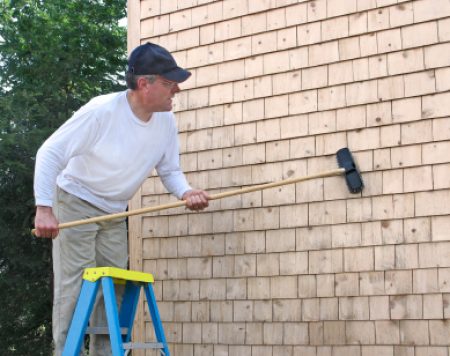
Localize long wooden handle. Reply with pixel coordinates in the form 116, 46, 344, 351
31, 168, 345, 235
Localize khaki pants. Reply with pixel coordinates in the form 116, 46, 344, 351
52, 186, 128, 356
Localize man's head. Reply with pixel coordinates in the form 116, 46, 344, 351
125, 43, 191, 113
125, 42, 191, 90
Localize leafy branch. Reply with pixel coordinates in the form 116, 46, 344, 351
0, 0, 126, 354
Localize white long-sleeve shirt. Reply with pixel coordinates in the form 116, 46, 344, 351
34, 90, 192, 214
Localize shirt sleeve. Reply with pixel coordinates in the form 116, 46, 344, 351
155, 114, 192, 200
34, 110, 100, 207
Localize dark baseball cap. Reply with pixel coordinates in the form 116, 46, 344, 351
127, 42, 191, 83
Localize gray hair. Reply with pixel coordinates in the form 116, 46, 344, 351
125, 73, 157, 90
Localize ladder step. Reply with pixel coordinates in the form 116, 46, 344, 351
86, 327, 128, 335
123, 342, 164, 349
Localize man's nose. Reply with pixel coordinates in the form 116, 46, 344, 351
171, 83, 180, 93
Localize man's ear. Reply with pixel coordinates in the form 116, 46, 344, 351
137, 77, 150, 92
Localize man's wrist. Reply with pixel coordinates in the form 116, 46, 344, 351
37, 206, 53, 212
182, 189, 193, 199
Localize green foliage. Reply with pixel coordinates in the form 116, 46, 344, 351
0, 0, 127, 354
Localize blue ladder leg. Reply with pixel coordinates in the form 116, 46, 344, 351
144, 283, 170, 356
62, 280, 100, 356
102, 277, 125, 356
118, 280, 141, 343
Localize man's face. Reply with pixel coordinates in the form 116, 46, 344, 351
144, 75, 180, 112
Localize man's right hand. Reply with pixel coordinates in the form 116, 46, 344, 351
35, 206, 59, 239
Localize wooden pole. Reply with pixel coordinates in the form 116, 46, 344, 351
31, 168, 345, 235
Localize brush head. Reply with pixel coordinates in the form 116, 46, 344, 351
336, 148, 364, 194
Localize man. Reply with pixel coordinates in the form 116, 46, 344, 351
34, 42, 209, 356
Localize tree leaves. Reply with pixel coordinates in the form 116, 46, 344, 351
0, 0, 126, 353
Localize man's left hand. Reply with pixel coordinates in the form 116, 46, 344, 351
182, 190, 210, 211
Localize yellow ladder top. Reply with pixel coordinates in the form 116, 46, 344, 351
83, 267, 154, 283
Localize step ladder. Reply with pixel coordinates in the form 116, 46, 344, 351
62, 267, 169, 356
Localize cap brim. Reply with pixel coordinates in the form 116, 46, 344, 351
160, 67, 192, 83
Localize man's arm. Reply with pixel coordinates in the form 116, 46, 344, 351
156, 114, 210, 210
34, 108, 100, 238
35, 206, 59, 239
